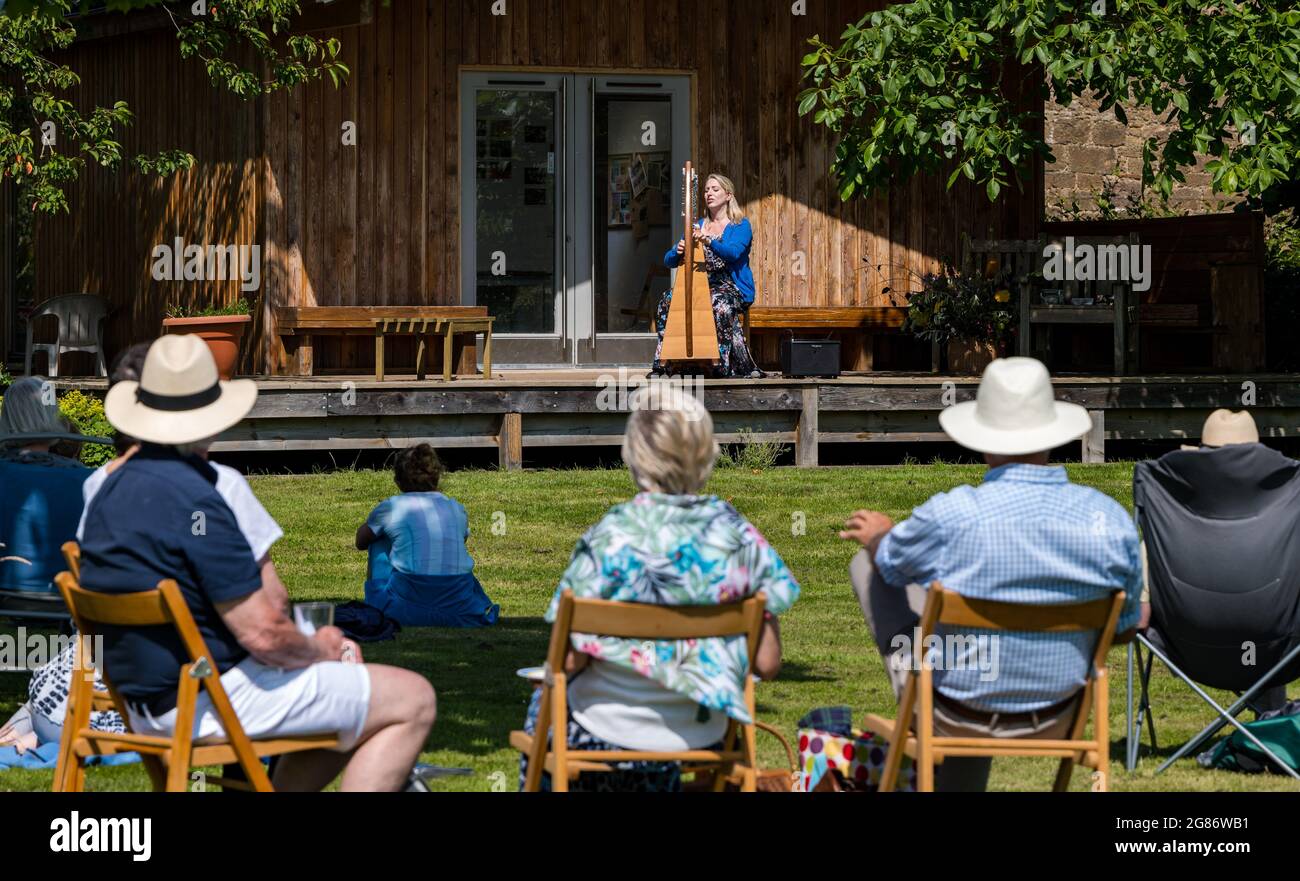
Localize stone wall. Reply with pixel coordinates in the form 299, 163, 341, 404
1044, 91, 1239, 218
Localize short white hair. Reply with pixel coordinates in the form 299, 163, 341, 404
621, 385, 717, 495
0, 376, 65, 444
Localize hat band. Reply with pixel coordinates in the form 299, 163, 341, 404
136, 382, 221, 412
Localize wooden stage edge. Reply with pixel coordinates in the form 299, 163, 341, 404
53, 371, 1300, 469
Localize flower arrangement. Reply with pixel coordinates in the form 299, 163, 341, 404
899, 263, 1017, 349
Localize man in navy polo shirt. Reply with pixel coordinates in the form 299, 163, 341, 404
80, 335, 436, 791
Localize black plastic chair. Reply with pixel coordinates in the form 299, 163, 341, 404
24, 293, 109, 378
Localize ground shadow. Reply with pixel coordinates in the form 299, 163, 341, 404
362, 616, 552, 758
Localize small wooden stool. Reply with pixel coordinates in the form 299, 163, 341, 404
441, 316, 494, 381
372, 316, 495, 381
372, 317, 443, 381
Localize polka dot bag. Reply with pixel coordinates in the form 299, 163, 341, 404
797, 706, 917, 792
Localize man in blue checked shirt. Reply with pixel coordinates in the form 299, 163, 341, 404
840, 358, 1141, 791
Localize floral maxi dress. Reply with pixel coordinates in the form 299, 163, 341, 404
652, 244, 762, 377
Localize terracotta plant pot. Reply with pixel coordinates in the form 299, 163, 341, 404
161, 314, 251, 380
946, 337, 999, 375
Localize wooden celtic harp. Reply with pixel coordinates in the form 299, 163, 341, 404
660, 161, 720, 362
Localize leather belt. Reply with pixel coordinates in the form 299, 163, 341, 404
933, 690, 1079, 725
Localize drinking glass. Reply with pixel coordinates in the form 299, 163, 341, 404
293, 602, 334, 637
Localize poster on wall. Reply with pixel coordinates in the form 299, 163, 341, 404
629, 155, 648, 198
609, 152, 670, 229
609, 191, 632, 226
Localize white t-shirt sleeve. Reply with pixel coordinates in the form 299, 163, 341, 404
75, 465, 110, 543
213, 464, 284, 561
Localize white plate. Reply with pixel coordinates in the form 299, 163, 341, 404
516, 666, 545, 682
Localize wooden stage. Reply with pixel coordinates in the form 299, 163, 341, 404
55, 371, 1300, 469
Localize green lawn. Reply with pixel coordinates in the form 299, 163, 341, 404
2, 462, 1295, 792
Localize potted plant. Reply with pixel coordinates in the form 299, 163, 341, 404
162, 298, 251, 380
901, 264, 1016, 374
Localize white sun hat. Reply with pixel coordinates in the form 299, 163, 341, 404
1200, 409, 1259, 447
104, 334, 257, 445
938, 357, 1091, 456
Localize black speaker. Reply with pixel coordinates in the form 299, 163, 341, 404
780, 338, 841, 378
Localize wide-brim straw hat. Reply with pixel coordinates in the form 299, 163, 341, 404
104, 334, 256, 445
1199, 408, 1259, 447
938, 357, 1091, 456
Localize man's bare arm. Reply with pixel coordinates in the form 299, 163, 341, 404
217, 590, 343, 670
257, 554, 290, 615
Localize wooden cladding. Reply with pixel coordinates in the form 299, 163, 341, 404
10, 0, 1042, 374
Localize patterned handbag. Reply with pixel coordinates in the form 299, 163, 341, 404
797, 706, 917, 792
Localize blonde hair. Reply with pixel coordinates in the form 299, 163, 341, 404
621, 385, 718, 495
707, 174, 745, 225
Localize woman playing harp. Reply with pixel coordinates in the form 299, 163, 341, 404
651, 173, 763, 378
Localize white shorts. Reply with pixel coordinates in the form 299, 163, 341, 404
126, 656, 372, 752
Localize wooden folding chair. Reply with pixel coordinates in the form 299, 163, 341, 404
53, 542, 338, 792
510, 589, 767, 792
865, 583, 1126, 792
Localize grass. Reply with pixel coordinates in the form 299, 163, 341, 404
2, 461, 1296, 792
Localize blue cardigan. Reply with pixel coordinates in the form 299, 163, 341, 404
663, 217, 756, 305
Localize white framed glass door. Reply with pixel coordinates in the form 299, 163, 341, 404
461, 72, 690, 367
461, 72, 566, 364
575, 74, 690, 365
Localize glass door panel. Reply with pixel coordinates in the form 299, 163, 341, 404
461, 73, 688, 367
461, 74, 565, 364
576, 75, 690, 366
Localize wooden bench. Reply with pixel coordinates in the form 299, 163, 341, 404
274, 306, 493, 380
744, 306, 930, 371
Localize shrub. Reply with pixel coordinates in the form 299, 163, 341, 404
716, 430, 786, 471
902, 264, 1017, 348
57, 390, 115, 468
164, 298, 252, 319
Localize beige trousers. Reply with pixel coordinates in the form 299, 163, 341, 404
849, 549, 1078, 791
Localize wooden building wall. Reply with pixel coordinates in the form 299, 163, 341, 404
18, 31, 260, 373
13, 0, 1043, 375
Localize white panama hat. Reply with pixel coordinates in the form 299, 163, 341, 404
1199, 409, 1259, 447
938, 357, 1091, 456
104, 334, 257, 445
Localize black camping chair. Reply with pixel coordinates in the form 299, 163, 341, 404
1127, 445, 1300, 778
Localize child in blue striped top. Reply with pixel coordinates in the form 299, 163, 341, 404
356, 444, 499, 627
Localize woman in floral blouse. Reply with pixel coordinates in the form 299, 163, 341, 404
520, 385, 800, 791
